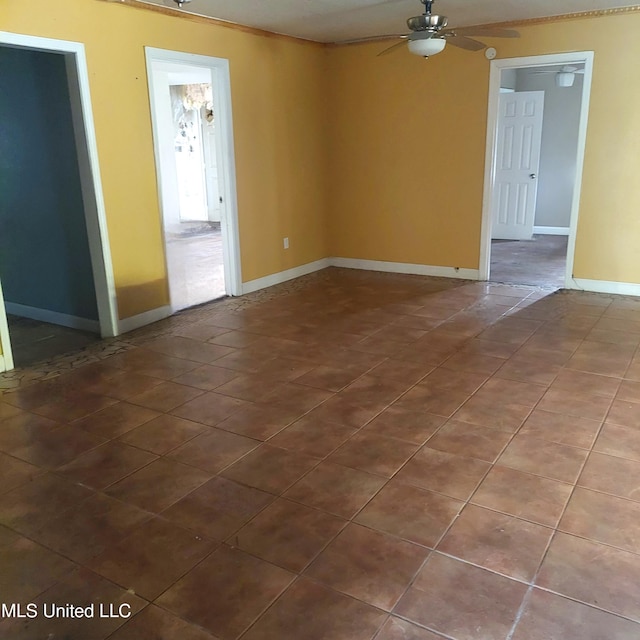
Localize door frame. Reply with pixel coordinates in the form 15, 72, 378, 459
145, 47, 242, 299
479, 51, 595, 284
0, 31, 119, 372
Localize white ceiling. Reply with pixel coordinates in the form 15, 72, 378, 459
143, 0, 638, 43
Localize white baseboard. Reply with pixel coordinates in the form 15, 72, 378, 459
118, 305, 172, 334
242, 258, 331, 295
329, 257, 480, 281
534, 226, 570, 236
569, 278, 640, 297
4, 302, 100, 333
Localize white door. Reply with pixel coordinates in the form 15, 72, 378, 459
492, 91, 544, 240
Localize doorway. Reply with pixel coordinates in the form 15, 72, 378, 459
145, 48, 242, 312
480, 52, 594, 288
0, 31, 118, 373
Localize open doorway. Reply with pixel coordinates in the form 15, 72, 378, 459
480, 52, 594, 289
0, 31, 117, 372
146, 49, 242, 312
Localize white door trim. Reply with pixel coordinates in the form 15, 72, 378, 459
479, 51, 595, 285
0, 31, 118, 372
145, 47, 242, 298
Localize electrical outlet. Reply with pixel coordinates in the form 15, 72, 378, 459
283, 237, 289, 249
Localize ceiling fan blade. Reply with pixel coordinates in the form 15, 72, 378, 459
377, 39, 408, 57
445, 35, 486, 51
333, 34, 407, 45
446, 26, 520, 38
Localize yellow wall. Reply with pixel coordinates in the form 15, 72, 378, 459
2, 4, 640, 367
326, 11, 640, 283
0, 0, 329, 319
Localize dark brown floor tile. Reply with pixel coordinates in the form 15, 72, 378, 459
127, 381, 204, 412
85, 370, 165, 400
339, 376, 410, 410
31, 493, 152, 563
307, 395, 381, 428
216, 403, 301, 440
106, 458, 211, 512
268, 415, 356, 458
471, 466, 573, 527
241, 577, 386, 640
168, 428, 258, 474
594, 423, 640, 462
0, 525, 19, 548
141, 336, 235, 364
511, 588, 640, 640
0, 452, 42, 494
537, 532, 640, 622
425, 420, 511, 462
256, 356, 317, 382
0, 401, 23, 419
108, 605, 220, 640
261, 383, 333, 413
0, 567, 146, 640
361, 407, 445, 445
617, 379, 640, 403
220, 445, 318, 494
73, 402, 161, 439
32, 392, 118, 422
368, 359, 433, 385
327, 433, 419, 477
162, 477, 273, 540
392, 385, 470, 418
214, 374, 285, 402
437, 504, 552, 582
294, 364, 365, 392
395, 553, 528, 640
356, 481, 462, 547
496, 356, 562, 385
305, 523, 428, 611
118, 414, 208, 454
171, 392, 249, 427
0, 473, 93, 534
395, 447, 490, 501
209, 330, 262, 349
10, 425, 104, 469
422, 367, 489, 394
375, 617, 443, 640
157, 545, 294, 640
497, 434, 588, 483
88, 517, 216, 599
537, 388, 612, 422
443, 351, 505, 375
519, 409, 602, 450
453, 395, 531, 433
172, 364, 240, 391
57, 441, 157, 490
559, 487, 640, 554
0, 536, 76, 601
284, 461, 385, 518
478, 377, 547, 406
550, 369, 621, 398
606, 398, 640, 428
0, 411, 59, 453
230, 498, 345, 572
578, 451, 640, 501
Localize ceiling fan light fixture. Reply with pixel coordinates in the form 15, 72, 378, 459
556, 71, 575, 88
173, 0, 191, 7
408, 37, 446, 57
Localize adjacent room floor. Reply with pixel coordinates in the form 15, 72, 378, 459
6, 315, 101, 369
491, 234, 568, 287
1, 267, 640, 640
165, 221, 226, 311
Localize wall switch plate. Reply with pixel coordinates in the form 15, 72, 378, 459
283, 237, 289, 249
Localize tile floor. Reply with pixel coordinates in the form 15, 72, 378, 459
1, 267, 640, 639
491, 235, 568, 287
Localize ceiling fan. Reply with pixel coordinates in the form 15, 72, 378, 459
349, 0, 520, 59
530, 65, 585, 87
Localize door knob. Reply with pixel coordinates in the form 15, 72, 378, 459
530, 173, 537, 179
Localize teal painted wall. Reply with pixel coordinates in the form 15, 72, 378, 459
0, 47, 98, 321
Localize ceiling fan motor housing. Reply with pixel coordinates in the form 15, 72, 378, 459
407, 14, 448, 32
